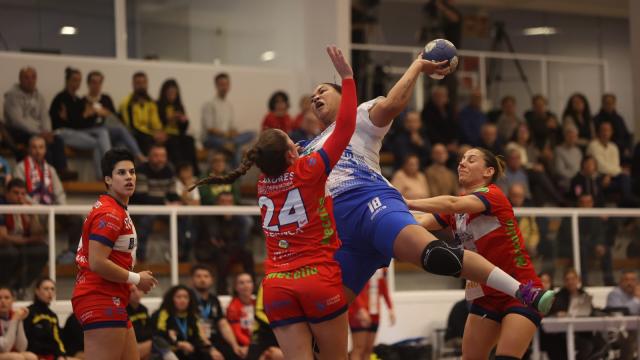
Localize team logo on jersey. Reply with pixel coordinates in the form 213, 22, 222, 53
475, 187, 489, 193
278, 239, 289, 249
98, 219, 106, 229
112, 297, 121, 307
128, 238, 135, 249
93, 200, 103, 209
308, 157, 317, 166
123, 217, 133, 230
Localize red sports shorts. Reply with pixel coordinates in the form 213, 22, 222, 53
72, 293, 132, 330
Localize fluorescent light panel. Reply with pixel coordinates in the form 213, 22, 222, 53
261, 51, 276, 62
60, 26, 77, 35
522, 27, 557, 36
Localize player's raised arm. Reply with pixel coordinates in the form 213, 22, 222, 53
406, 194, 487, 215
318, 45, 357, 168
368, 55, 448, 128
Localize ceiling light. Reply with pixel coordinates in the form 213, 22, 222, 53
260, 51, 276, 62
60, 26, 77, 36
522, 27, 557, 36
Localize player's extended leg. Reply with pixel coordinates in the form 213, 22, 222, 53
461, 314, 500, 360
121, 327, 141, 360
309, 312, 349, 360
350, 331, 369, 360
84, 327, 132, 360
272, 322, 314, 360
494, 314, 537, 359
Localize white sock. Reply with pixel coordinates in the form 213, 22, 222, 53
486, 267, 520, 298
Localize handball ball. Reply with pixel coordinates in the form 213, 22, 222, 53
422, 39, 459, 80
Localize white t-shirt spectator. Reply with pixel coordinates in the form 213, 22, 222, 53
201, 96, 234, 140
586, 140, 621, 176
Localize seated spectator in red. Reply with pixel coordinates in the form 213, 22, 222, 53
391, 155, 430, 200
594, 93, 632, 160
157, 79, 199, 175
524, 94, 556, 150
458, 89, 486, 147
84, 70, 147, 163
495, 95, 523, 143
425, 143, 458, 196
0, 179, 47, 292
289, 110, 322, 144
421, 86, 458, 152
261, 91, 292, 132
0, 286, 36, 359
226, 273, 255, 350
292, 94, 313, 131
392, 111, 431, 169
562, 93, 595, 148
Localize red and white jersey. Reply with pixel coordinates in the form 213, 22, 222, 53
226, 297, 255, 346
258, 150, 340, 273
434, 184, 541, 300
73, 194, 137, 301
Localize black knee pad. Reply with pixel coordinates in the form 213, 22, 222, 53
421, 239, 464, 277
494, 356, 521, 360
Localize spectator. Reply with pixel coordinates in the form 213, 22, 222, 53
422, 86, 458, 150
157, 79, 199, 174
261, 91, 292, 133
151, 285, 214, 360
84, 70, 147, 163
554, 123, 582, 192
505, 123, 539, 169
190, 265, 245, 360
201, 73, 255, 167
175, 163, 200, 261
199, 153, 241, 205
457, 89, 486, 146
425, 143, 458, 196
131, 144, 179, 261
544, 113, 564, 149
508, 183, 539, 257
606, 270, 639, 360
495, 95, 523, 142
478, 122, 503, 156
24, 277, 76, 360
3, 66, 72, 178
0, 155, 11, 193
391, 155, 430, 200
562, 93, 595, 148
289, 111, 322, 144
593, 93, 632, 160
226, 273, 255, 350
292, 94, 313, 131
196, 192, 254, 295
391, 111, 431, 169
576, 194, 613, 285
13, 135, 83, 263
0, 286, 35, 359
127, 285, 152, 360
61, 314, 83, 359
0, 179, 47, 292
587, 121, 635, 204
497, 149, 530, 198
542, 269, 602, 360
120, 71, 166, 155
49, 67, 111, 179
524, 94, 555, 150
569, 156, 606, 206
539, 272, 553, 291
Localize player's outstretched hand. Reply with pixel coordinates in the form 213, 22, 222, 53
417, 52, 450, 77
137, 270, 158, 293
327, 45, 353, 80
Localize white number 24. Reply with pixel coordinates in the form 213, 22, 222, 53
258, 189, 309, 231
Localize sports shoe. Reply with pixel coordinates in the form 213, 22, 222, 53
516, 281, 555, 315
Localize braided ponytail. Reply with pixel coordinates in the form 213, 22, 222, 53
188, 148, 258, 191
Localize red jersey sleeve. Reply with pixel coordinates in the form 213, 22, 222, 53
88, 210, 124, 248
471, 185, 508, 216
434, 213, 453, 228
319, 78, 357, 168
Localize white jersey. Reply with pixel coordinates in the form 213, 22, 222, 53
302, 97, 392, 198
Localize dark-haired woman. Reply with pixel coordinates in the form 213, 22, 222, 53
49, 67, 111, 178
406, 147, 551, 360
261, 91, 292, 133
562, 93, 595, 148
72, 148, 158, 360
226, 273, 255, 350
157, 79, 199, 174
151, 285, 213, 360
193, 46, 356, 359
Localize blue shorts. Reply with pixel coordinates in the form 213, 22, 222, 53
333, 186, 417, 294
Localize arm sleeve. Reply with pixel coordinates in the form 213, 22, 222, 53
150, 104, 163, 132
433, 213, 451, 228
88, 211, 124, 248
319, 78, 357, 169
0, 319, 18, 351
4, 94, 40, 134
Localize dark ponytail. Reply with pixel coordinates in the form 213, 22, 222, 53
475, 147, 505, 183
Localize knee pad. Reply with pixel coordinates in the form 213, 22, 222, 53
421, 239, 464, 277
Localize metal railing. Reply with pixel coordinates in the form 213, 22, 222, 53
0, 205, 637, 286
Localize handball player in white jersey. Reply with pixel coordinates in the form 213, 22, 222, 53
302, 53, 554, 314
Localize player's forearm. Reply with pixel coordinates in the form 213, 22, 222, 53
382, 61, 423, 118
406, 196, 457, 214
219, 320, 240, 348
89, 256, 130, 283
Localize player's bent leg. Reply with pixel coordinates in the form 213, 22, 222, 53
84, 327, 129, 360
350, 331, 368, 360
461, 314, 500, 360
309, 312, 349, 360
121, 327, 141, 360
364, 330, 377, 360
494, 313, 537, 359
272, 322, 314, 360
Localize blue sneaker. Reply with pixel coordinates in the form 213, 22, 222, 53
516, 281, 555, 315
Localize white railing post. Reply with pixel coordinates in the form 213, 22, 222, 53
114, 0, 127, 59
540, 59, 548, 97
571, 212, 581, 276
388, 259, 396, 294
479, 55, 487, 100
170, 208, 179, 286
48, 208, 56, 282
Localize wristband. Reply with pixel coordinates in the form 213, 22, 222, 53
127, 271, 141, 285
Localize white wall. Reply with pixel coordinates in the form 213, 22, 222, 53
0, 52, 300, 142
